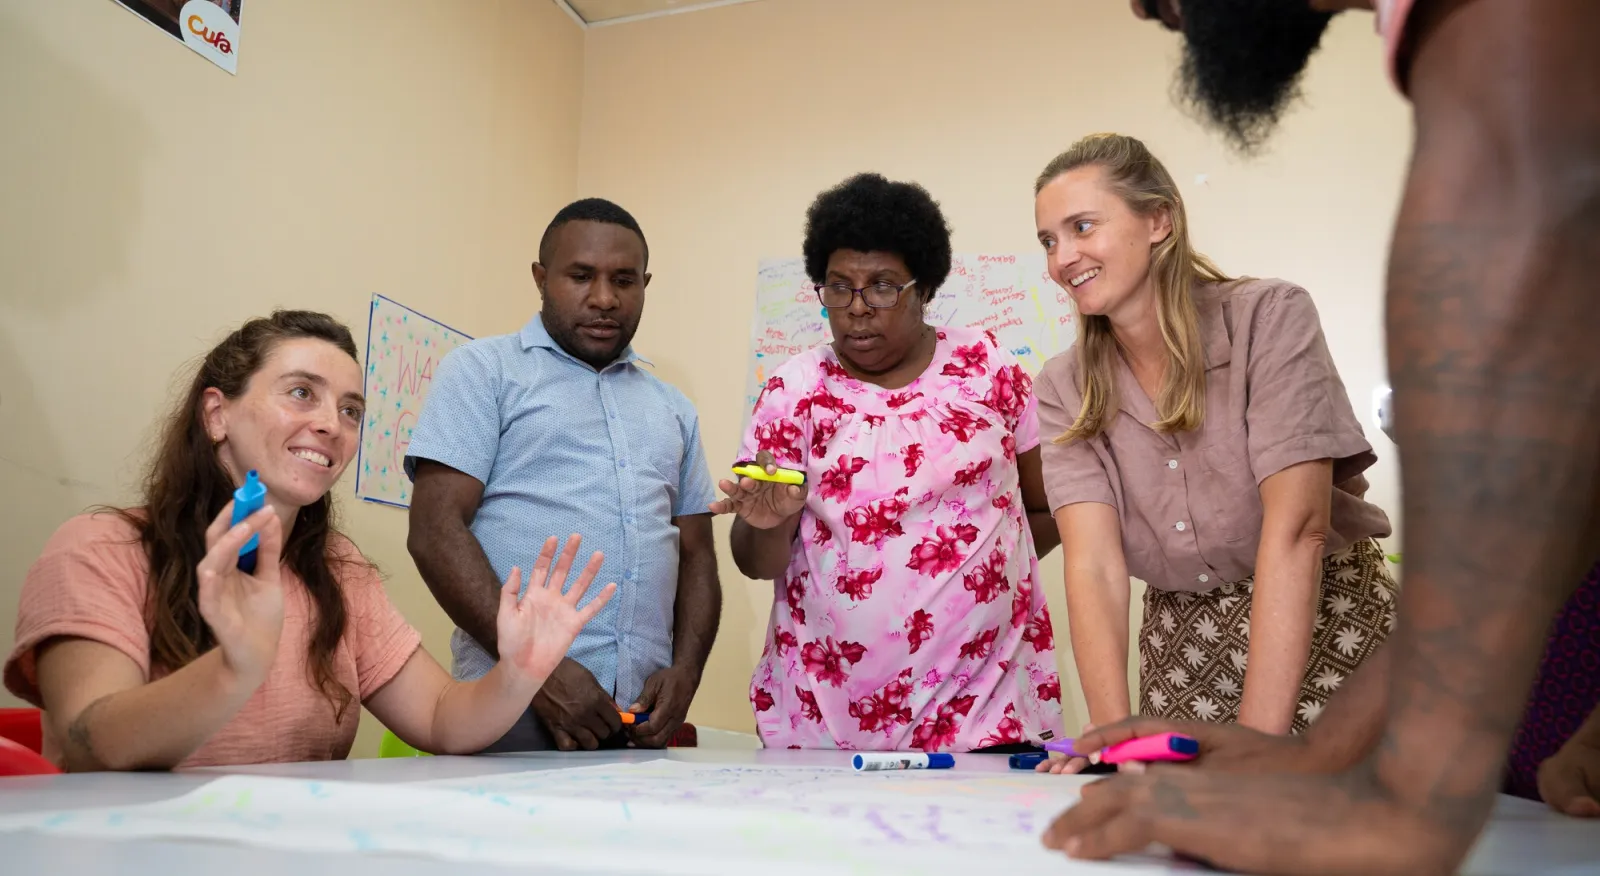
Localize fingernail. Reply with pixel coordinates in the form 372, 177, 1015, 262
1064, 838, 1081, 857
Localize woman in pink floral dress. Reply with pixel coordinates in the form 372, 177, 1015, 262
711, 173, 1065, 751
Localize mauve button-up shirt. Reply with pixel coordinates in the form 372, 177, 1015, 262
1036, 278, 1392, 593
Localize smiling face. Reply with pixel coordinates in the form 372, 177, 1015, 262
203, 337, 365, 512
1035, 165, 1172, 322
824, 249, 927, 377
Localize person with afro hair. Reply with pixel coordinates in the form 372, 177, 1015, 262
712, 173, 1064, 753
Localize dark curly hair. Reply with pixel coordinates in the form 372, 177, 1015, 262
802, 173, 953, 299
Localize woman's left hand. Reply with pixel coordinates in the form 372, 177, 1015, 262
496, 535, 617, 686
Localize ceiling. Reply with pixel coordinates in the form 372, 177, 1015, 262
559, 0, 770, 27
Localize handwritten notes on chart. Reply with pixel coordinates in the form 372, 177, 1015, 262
355, 295, 471, 508
745, 254, 1076, 425
0, 764, 1178, 875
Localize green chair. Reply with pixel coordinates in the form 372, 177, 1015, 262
379, 728, 431, 758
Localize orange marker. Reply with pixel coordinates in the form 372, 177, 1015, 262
617, 710, 651, 725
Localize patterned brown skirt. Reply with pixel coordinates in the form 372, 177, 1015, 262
1138, 538, 1399, 733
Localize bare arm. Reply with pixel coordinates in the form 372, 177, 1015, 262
1238, 459, 1333, 734
668, 514, 721, 677
368, 537, 615, 754
1056, 502, 1133, 727
1301, 640, 1392, 770
1376, 0, 1600, 844
31, 505, 287, 771
1019, 447, 1061, 558
35, 639, 261, 771
714, 451, 807, 581
363, 649, 539, 755
406, 460, 503, 654
625, 514, 722, 749
728, 516, 801, 580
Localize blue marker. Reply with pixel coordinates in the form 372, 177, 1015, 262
1008, 752, 1050, 770
231, 470, 266, 573
852, 753, 954, 772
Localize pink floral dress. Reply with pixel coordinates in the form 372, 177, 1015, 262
740, 326, 1065, 751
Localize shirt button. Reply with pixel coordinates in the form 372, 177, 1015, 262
1198, 574, 1210, 584
1175, 521, 1187, 532
1167, 459, 1178, 469
619, 459, 628, 468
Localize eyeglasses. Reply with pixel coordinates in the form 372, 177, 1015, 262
814, 280, 918, 309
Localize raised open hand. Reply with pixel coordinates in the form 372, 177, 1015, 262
496, 534, 617, 686
197, 500, 286, 685
709, 450, 807, 529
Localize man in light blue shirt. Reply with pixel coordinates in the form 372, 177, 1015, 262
404, 198, 720, 752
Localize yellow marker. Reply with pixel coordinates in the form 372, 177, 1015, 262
731, 460, 806, 486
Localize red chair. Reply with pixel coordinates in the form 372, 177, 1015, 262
0, 735, 59, 776
0, 708, 43, 754
669, 722, 697, 747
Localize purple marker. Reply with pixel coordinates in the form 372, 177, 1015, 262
1042, 738, 1077, 755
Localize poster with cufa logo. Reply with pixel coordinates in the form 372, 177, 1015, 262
111, 0, 243, 74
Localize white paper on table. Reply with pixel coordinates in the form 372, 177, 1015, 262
0, 763, 1189, 874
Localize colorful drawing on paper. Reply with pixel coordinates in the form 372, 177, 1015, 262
0, 764, 1169, 875
744, 254, 1076, 428
355, 294, 472, 508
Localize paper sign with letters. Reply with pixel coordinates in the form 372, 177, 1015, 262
355, 294, 472, 509
744, 254, 1076, 430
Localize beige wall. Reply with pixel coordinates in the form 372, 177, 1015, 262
0, 0, 584, 757
576, 0, 1412, 734
1, 0, 1412, 755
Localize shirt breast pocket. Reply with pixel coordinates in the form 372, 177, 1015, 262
633, 399, 686, 497
1193, 429, 1262, 545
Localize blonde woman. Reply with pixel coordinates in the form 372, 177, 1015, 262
1031, 133, 1396, 769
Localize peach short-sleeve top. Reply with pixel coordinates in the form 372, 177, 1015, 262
4, 512, 422, 768
1035, 278, 1392, 593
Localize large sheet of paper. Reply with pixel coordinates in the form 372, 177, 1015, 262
0, 762, 1184, 874
744, 255, 1075, 427
354, 294, 472, 509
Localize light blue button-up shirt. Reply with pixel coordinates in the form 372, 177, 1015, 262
404, 315, 715, 707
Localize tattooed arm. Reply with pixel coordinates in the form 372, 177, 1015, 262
1042, 1, 1600, 871
1374, 0, 1600, 850
35, 638, 264, 771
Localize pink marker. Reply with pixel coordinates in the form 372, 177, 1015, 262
1100, 732, 1200, 764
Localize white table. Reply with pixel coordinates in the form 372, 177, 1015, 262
0, 748, 1595, 875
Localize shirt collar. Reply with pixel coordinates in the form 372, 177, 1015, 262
1113, 281, 1233, 423
519, 313, 652, 369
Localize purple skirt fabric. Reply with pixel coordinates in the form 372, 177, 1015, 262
1503, 560, 1600, 801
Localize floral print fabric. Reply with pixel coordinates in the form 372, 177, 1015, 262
740, 326, 1065, 751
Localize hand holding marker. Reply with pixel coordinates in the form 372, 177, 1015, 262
1044, 731, 1200, 765
231, 470, 266, 573
730, 460, 806, 486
